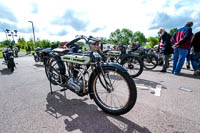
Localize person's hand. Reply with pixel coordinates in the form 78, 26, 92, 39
172, 44, 179, 49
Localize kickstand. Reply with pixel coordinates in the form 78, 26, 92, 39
50, 80, 53, 94
49, 71, 53, 94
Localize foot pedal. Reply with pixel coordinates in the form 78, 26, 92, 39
60, 88, 67, 92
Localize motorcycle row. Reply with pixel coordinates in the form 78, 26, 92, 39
31, 35, 160, 115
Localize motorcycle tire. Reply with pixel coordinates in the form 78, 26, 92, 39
8, 58, 15, 72
142, 55, 158, 70
121, 56, 143, 78
90, 67, 137, 115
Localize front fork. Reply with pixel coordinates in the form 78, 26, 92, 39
95, 64, 114, 92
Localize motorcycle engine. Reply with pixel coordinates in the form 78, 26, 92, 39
67, 78, 83, 92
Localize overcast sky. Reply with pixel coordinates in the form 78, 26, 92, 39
0, 0, 200, 42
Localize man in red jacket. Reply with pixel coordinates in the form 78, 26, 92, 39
170, 21, 193, 74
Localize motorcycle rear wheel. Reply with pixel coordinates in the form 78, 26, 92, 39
142, 55, 158, 70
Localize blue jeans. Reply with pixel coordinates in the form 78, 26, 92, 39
172, 48, 188, 74
186, 49, 191, 65
191, 52, 200, 71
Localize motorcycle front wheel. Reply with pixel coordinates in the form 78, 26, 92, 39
8, 58, 15, 72
90, 67, 137, 115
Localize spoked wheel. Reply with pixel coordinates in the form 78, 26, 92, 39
45, 58, 61, 85
122, 57, 143, 78
90, 67, 137, 115
142, 55, 158, 70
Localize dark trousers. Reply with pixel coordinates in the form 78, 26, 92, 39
162, 55, 170, 71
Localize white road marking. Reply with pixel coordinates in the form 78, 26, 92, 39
136, 85, 162, 96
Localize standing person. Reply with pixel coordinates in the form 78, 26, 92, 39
135, 41, 140, 47
170, 21, 193, 75
158, 28, 173, 72
186, 46, 192, 69
190, 31, 200, 75
14, 46, 19, 57
113, 45, 117, 50
131, 42, 136, 49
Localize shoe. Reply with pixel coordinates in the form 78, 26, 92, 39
173, 72, 180, 75
160, 70, 166, 72
193, 70, 200, 76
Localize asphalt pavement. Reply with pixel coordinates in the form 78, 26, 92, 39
0, 56, 199, 133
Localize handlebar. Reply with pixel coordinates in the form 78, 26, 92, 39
68, 35, 102, 51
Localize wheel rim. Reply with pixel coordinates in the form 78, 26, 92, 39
124, 58, 141, 76
47, 60, 60, 83
143, 56, 157, 68
93, 70, 130, 110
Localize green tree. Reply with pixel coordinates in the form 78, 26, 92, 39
18, 37, 26, 49
98, 37, 108, 43
169, 28, 177, 36
27, 38, 34, 50
132, 31, 147, 45
51, 41, 60, 48
147, 37, 159, 48
0, 40, 11, 47
109, 28, 133, 45
41, 40, 51, 48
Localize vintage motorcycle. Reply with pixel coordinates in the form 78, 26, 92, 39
2, 46, 15, 72
45, 35, 137, 115
103, 45, 144, 78
32, 47, 52, 65
131, 46, 158, 70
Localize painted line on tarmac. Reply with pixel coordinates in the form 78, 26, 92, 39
136, 85, 162, 96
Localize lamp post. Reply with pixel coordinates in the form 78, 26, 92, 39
5, 29, 9, 46
5, 29, 17, 47
28, 21, 36, 49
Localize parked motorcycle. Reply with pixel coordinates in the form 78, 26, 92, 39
103, 45, 144, 78
132, 46, 158, 70
32, 47, 52, 65
45, 35, 137, 115
2, 47, 15, 72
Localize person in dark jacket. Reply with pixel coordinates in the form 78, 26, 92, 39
170, 21, 193, 74
158, 28, 173, 72
190, 31, 200, 75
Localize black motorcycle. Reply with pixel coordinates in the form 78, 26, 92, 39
32, 47, 52, 65
2, 47, 15, 72
103, 45, 144, 78
45, 35, 137, 115
132, 46, 158, 70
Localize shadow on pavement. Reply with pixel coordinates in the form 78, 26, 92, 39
135, 78, 167, 89
143, 69, 160, 72
176, 73, 200, 79
46, 92, 151, 133
0, 68, 13, 75
34, 63, 44, 68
